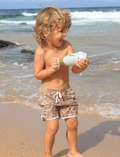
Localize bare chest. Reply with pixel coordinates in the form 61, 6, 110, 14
44, 50, 67, 67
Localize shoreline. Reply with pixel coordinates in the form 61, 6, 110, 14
0, 103, 120, 157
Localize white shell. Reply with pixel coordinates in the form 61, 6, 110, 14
63, 51, 87, 66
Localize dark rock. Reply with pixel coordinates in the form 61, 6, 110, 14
19, 23, 27, 25
0, 40, 16, 48
20, 49, 35, 55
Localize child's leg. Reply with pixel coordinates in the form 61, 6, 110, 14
44, 119, 59, 157
65, 117, 85, 157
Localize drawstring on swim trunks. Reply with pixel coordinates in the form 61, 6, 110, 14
53, 92, 62, 103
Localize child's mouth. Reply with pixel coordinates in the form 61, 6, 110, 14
59, 39, 63, 43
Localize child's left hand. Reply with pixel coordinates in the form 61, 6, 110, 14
72, 57, 89, 73
75, 57, 89, 69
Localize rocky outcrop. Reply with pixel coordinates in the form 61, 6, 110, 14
0, 40, 16, 48
19, 23, 27, 25
20, 49, 35, 55
0, 40, 35, 55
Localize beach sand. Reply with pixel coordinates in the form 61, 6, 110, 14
0, 103, 120, 157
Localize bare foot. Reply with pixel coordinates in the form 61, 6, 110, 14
68, 151, 86, 157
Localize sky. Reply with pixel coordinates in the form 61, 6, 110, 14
0, 0, 120, 9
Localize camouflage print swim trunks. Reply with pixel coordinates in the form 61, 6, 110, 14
37, 85, 78, 121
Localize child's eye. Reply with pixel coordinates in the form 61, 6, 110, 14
60, 29, 63, 32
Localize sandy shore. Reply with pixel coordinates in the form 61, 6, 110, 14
0, 103, 120, 157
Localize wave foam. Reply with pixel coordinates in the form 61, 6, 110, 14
71, 11, 120, 19
0, 20, 35, 25
13, 74, 34, 79
71, 11, 120, 25
22, 12, 38, 17
1, 11, 120, 26
79, 103, 120, 119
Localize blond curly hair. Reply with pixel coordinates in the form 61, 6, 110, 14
33, 6, 71, 45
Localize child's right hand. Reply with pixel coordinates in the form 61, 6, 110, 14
52, 57, 59, 71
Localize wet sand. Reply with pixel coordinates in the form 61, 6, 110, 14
0, 103, 120, 157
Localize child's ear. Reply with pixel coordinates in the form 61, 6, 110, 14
43, 29, 48, 38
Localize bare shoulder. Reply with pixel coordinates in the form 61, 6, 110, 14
34, 46, 46, 64
35, 46, 45, 57
63, 40, 74, 55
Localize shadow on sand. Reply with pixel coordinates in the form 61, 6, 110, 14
53, 120, 120, 157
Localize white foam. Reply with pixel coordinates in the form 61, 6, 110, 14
13, 74, 34, 79
22, 12, 38, 17
111, 61, 120, 64
15, 42, 20, 45
71, 11, 120, 25
71, 11, 120, 20
99, 104, 120, 118
12, 62, 24, 67
0, 20, 35, 25
114, 68, 120, 71
27, 93, 37, 99
13, 62, 18, 66
1, 11, 120, 26
79, 103, 120, 119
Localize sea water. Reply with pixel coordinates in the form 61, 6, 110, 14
0, 6, 120, 118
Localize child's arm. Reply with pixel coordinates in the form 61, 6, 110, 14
67, 42, 89, 74
34, 47, 58, 80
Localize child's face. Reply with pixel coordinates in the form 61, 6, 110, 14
49, 23, 67, 48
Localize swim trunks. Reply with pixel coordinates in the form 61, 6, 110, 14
37, 85, 78, 121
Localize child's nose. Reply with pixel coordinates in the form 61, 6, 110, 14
63, 30, 67, 36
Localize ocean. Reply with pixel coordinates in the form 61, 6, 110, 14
0, 6, 120, 119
